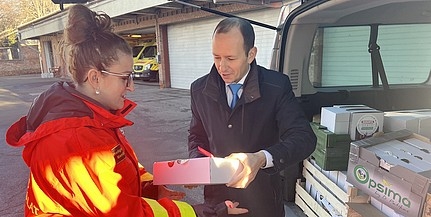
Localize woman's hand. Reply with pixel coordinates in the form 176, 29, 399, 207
225, 200, 249, 215
192, 200, 248, 216
158, 185, 185, 200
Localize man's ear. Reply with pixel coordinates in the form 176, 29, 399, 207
247, 47, 257, 64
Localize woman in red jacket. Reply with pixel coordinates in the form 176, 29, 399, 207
6, 4, 247, 217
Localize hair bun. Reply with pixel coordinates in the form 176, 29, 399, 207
65, 5, 112, 45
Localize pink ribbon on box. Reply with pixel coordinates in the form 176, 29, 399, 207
198, 146, 214, 157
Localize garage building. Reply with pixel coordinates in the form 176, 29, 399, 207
17, 0, 300, 89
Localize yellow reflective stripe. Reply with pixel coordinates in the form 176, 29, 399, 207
140, 172, 154, 182
138, 163, 154, 182
172, 200, 197, 217
143, 198, 168, 217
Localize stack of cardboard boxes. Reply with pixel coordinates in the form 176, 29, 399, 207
310, 122, 351, 171
303, 105, 431, 216
299, 105, 431, 216
347, 130, 431, 217
312, 105, 384, 171
384, 109, 431, 138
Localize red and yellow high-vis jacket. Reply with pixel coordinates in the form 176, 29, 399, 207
5, 82, 197, 217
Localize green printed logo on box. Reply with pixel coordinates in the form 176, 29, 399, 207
353, 165, 411, 210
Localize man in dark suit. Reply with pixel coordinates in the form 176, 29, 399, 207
188, 17, 316, 217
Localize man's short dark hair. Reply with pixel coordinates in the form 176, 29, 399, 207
213, 17, 255, 56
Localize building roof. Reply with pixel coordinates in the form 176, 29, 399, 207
17, 0, 176, 40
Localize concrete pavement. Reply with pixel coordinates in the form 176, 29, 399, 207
0, 74, 305, 217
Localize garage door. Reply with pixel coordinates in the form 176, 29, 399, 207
168, 8, 281, 89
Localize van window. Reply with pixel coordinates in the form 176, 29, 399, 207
138, 45, 156, 60
309, 24, 431, 87
132, 46, 144, 58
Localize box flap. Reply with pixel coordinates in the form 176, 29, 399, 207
351, 130, 413, 148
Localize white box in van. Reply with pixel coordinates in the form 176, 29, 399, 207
320, 107, 350, 134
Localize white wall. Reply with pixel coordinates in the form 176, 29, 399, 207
168, 8, 281, 89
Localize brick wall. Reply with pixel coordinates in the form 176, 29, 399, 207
0, 45, 41, 76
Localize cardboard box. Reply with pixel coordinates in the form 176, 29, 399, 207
321, 107, 350, 134
320, 106, 383, 140
310, 122, 352, 171
347, 109, 383, 141
384, 111, 431, 139
311, 122, 352, 148
347, 130, 431, 217
333, 105, 370, 109
312, 148, 350, 171
337, 171, 352, 193
153, 157, 241, 185
406, 112, 431, 138
384, 112, 420, 133
295, 159, 373, 217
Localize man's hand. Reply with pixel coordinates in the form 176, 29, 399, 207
225, 151, 266, 188
158, 185, 186, 200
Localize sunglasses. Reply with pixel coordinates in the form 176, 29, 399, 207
101, 70, 133, 87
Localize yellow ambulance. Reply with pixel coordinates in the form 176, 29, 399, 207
132, 40, 158, 82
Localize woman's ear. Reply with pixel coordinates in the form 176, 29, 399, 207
87, 69, 100, 88
247, 47, 257, 64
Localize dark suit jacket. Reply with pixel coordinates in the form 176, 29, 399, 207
188, 60, 316, 217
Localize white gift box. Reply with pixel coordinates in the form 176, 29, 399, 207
153, 157, 241, 185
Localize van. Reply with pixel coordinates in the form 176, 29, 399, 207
132, 41, 159, 81
273, 0, 431, 212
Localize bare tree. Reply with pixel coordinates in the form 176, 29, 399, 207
0, 0, 57, 33
20, 0, 58, 22
0, 0, 21, 32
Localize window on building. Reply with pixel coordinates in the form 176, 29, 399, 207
0, 46, 20, 60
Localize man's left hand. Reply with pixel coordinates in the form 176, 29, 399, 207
225, 151, 266, 188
